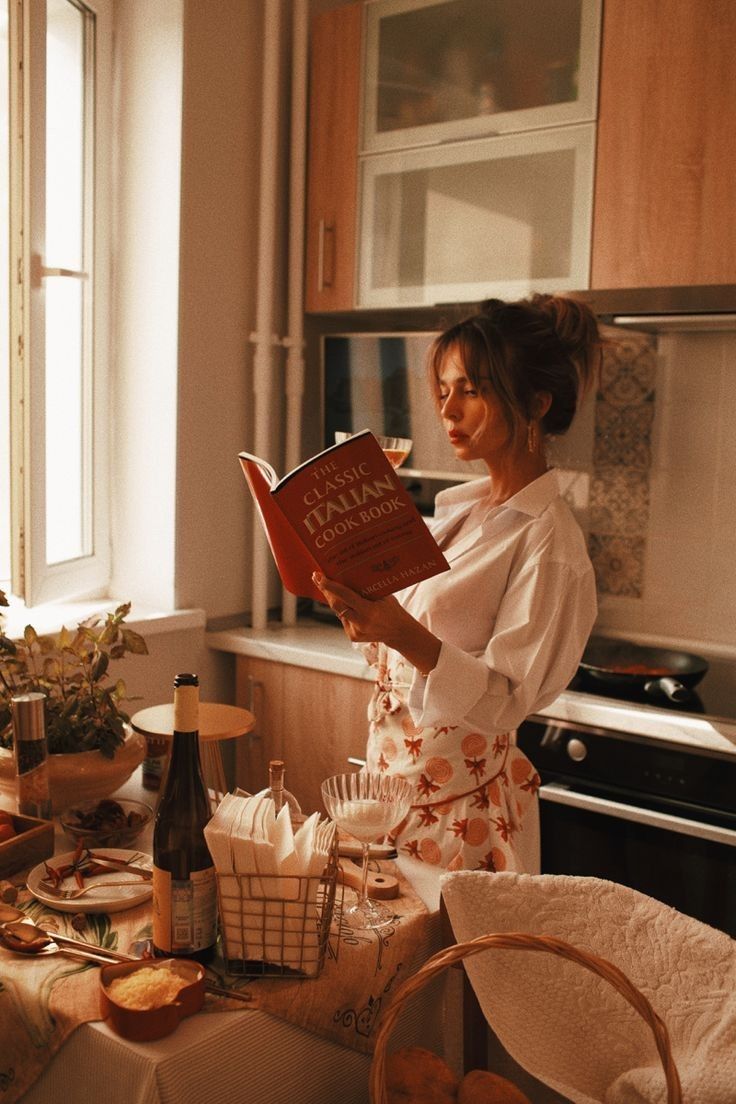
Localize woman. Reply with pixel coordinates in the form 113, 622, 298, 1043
314, 294, 600, 874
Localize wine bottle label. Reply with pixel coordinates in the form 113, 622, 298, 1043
152, 864, 217, 953
174, 684, 199, 733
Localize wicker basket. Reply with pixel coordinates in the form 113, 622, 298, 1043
369, 931, 682, 1104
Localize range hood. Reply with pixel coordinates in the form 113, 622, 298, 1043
572, 284, 736, 333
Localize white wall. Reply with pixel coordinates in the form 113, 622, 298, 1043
111, 0, 183, 612
175, 0, 274, 620
109, 0, 291, 709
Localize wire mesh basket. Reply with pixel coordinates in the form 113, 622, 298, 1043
368, 931, 682, 1104
215, 839, 341, 979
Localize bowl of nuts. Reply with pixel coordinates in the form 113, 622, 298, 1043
60, 798, 153, 849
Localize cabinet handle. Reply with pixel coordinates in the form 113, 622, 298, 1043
317, 218, 336, 291
439, 128, 499, 143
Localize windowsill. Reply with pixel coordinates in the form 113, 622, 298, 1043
0, 597, 206, 641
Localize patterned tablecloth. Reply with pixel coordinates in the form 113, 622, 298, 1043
0, 862, 435, 1104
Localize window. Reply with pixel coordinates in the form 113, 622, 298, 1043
2, 0, 112, 607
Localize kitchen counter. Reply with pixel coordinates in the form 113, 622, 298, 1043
207, 621, 736, 758
207, 621, 374, 682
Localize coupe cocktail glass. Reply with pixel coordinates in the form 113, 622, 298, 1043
321, 771, 413, 930
334, 431, 413, 470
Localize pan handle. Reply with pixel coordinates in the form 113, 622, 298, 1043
644, 677, 691, 703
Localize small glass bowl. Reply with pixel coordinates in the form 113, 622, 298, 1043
59, 797, 153, 849
99, 959, 205, 1041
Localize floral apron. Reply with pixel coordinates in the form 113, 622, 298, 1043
364, 643, 541, 873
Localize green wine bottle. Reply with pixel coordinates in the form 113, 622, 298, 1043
152, 673, 217, 963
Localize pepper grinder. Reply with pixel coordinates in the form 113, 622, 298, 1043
11, 692, 52, 820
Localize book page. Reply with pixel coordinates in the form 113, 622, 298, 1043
239, 456, 324, 601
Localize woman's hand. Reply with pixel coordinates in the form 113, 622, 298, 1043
312, 572, 441, 678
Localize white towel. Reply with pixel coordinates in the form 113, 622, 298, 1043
440, 871, 736, 1104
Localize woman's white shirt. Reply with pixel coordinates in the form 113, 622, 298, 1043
400, 468, 596, 734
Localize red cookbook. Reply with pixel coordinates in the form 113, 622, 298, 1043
238, 430, 449, 603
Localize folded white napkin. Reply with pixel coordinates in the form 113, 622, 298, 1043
441, 871, 736, 1104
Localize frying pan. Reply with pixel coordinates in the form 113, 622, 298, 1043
579, 637, 709, 703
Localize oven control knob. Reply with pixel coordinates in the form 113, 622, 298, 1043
566, 737, 588, 762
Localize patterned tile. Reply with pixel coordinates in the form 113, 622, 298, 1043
598, 339, 656, 407
588, 534, 646, 598
593, 399, 654, 470
590, 469, 649, 538
588, 329, 657, 597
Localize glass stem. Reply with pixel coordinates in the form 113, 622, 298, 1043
359, 842, 371, 906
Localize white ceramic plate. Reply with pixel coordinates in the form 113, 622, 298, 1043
27, 848, 153, 914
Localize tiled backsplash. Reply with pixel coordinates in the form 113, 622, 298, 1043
552, 329, 736, 654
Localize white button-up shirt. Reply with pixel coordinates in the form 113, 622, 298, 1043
400, 469, 597, 734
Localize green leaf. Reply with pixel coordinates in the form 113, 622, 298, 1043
1, 596, 147, 758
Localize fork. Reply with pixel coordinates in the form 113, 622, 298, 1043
40, 878, 152, 901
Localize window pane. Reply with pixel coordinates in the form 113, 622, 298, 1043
45, 277, 84, 563
46, 0, 84, 269
45, 0, 89, 565
0, 3, 10, 589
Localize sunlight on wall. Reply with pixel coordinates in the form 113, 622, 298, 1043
110, 0, 183, 610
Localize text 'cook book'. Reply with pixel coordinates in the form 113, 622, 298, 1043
238, 430, 449, 603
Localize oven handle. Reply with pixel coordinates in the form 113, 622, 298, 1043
540, 782, 736, 848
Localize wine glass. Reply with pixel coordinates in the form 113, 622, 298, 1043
321, 771, 413, 930
334, 430, 413, 470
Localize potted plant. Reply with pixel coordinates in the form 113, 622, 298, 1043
0, 591, 150, 813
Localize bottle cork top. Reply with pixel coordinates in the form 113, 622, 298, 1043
173, 674, 199, 733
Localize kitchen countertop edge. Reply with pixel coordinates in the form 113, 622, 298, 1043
206, 621, 374, 681
207, 622, 736, 756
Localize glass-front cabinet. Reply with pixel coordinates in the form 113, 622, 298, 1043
362, 0, 602, 153
358, 123, 595, 308
305, 0, 602, 311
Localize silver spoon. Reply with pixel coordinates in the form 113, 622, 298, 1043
0, 922, 126, 965
0, 918, 134, 962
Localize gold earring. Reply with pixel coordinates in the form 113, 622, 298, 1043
527, 422, 538, 454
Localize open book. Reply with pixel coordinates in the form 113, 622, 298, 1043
239, 430, 449, 603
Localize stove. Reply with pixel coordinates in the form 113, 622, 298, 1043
518, 653, 736, 937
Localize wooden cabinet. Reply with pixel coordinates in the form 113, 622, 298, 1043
306, 0, 600, 312
234, 656, 372, 815
591, 0, 736, 289
305, 0, 735, 310
304, 3, 361, 312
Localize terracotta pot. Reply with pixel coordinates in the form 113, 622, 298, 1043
0, 725, 146, 815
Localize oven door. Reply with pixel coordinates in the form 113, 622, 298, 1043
537, 780, 736, 938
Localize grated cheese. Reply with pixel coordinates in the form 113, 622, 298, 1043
107, 965, 189, 1010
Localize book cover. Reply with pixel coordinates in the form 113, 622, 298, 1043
239, 430, 450, 602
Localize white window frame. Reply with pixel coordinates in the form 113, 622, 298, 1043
9, 0, 112, 607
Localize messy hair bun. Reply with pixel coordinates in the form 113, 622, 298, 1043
429, 293, 602, 439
